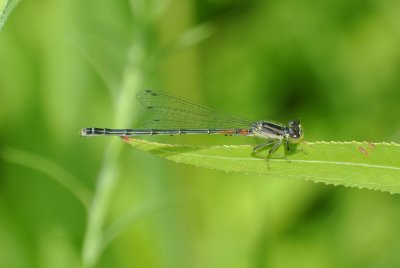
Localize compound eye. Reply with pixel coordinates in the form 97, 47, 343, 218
290, 132, 301, 139
288, 120, 299, 128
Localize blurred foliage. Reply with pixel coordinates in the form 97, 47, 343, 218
0, 0, 21, 31
1, 0, 400, 267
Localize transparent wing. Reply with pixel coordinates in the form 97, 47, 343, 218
136, 90, 253, 129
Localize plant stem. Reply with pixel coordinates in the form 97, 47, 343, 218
82, 43, 145, 267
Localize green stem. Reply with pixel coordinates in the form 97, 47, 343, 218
81, 43, 145, 267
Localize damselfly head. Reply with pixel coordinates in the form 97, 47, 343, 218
287, 120, 303, 143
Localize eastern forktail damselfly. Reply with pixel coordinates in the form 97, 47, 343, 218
80, 90, 304, 156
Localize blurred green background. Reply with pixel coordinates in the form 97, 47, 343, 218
1, 0, 400, 267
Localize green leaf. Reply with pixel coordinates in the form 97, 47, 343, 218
0, 0, 20, 31
124, 138, 400, 194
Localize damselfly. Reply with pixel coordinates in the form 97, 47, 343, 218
80, 90, 304, 156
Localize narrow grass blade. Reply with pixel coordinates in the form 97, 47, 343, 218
0, 146, 92, 210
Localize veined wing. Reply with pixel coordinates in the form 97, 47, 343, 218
136, 90, 253, 129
